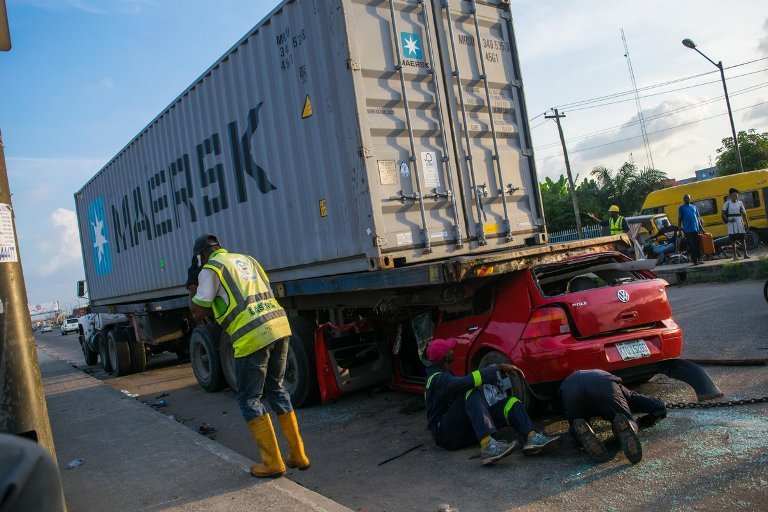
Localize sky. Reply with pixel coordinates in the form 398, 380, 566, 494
1, 0, 766, 309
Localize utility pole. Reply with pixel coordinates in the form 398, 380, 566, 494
0, 130, 59, 459
545, 108, 583, 238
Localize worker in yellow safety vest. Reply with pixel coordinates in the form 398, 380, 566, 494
187, 234, 309, 478
587, 205, 629, 235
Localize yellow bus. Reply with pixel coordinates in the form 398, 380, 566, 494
641, 169, 768, 247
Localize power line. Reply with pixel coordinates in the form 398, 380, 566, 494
535, 99, 768, 162
552, 56, 768, 111
534, 80, 768, 152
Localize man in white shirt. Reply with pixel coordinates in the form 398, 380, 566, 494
721, 188, 751, 260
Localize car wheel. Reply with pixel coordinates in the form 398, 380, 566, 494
190, 325, 226, 392
107, 330, 132, 377
477, 350, 531, 410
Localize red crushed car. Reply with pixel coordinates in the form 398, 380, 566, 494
390, 251, 682, 404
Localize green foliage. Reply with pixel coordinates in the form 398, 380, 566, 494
715, 129, 768, 176
538, 162, 668, 233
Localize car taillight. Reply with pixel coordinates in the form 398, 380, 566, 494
521, 307, 571, 339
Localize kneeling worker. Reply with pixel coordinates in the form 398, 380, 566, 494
559, 369, 667, 464
424, 338, 560, 465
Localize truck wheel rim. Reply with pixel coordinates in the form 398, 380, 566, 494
192, 341, 211, 381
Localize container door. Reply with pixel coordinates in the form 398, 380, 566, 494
430, 0, 543, 249
347, 0, 468, 260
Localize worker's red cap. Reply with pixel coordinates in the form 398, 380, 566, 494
426, 338, 457, 362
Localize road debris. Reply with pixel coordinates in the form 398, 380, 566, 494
67, 458, 85, 469
155, 392, 169, 399
151, 399, 168, 408
198, 423, 217, 440
120, 389, 138, 398
377, 443, 424, 466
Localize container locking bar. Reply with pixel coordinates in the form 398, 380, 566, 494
469, 0, 512, 242
441, 0, 487, 245
387, 0, 432, 254
417, 0, 463, 248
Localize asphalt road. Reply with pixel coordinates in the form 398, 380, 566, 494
35, 280, 768, 512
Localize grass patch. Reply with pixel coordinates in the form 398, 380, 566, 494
684, 255, 768, 284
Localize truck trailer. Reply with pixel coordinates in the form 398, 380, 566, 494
75, 0, 683, 407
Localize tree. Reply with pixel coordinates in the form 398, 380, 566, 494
587, 162, 667, 217
540, 163, 667, 233
715, 129, 768, 176
539, 176, 574, 232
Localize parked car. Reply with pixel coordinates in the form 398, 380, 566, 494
41, 324, 52, 333
61, 318, 80, 335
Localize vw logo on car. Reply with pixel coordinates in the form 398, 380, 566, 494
617, 289, 630, 303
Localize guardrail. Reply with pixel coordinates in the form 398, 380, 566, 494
548, 224, 604, 244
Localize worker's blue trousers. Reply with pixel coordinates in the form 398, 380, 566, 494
432, 389, 535, 450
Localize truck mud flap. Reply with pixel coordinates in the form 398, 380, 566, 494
314, 321, 391, 403
659, 359, 724, 401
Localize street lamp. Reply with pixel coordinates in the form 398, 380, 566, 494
682, 38, 744, 173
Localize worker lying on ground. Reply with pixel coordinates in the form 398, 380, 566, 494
558, 369, 667, 464
424, 338, 560, 465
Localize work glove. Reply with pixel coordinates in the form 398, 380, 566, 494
186, 259, 201, 289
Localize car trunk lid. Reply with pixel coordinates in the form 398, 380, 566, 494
532, 255, 670, 338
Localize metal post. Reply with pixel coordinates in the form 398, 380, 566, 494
716, 60, 744, 173
545, 109, 583, 238
682, 39, 744, 173
0, 129, 59, 460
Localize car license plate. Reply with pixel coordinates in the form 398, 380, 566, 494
616, 340, 651, 361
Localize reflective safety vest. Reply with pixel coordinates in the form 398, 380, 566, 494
201, 249, 291, 358
609, 215, 625, 235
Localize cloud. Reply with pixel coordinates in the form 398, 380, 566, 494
569, 98, 716, 161
743, 98, 768, 125
759, 19, 768, 55
37, 208, 82, 276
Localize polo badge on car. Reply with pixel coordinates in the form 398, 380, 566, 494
617, 290, 630, 303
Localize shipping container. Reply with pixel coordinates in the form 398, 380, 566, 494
75, 0, 544, 306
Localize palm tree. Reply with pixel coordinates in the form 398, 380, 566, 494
588, 162, 667, 216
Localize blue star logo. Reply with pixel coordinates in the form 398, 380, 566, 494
88, 197, 113, 275
401, 32, 424, 60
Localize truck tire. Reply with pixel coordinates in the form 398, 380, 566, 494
80, 335, 98, 366
125, 329, 146, 374
285, 318, 319, 408
477, 350, 531, 410
190, 325, 226, 392
219, 336, 237, 392
96, 332, 113, 374
108, 330, 132, 377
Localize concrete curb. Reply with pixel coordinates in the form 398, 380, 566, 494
38, 347, 352, 512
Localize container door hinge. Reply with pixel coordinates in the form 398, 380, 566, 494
522, 148, 534, 157
359, 146, 373, 158
347, 59, 361, 71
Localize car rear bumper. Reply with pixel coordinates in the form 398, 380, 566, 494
515, 319, 683, 386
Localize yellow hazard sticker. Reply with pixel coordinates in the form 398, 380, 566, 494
319, 199, 327, 217
483, 223, 498, 235
302, 95, 313, 119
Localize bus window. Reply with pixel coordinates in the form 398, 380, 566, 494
722, 191, 760, 209
693, 198, 718, 216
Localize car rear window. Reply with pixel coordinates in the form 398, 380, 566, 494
66, 319, 78, 324
532, 254, 651, 297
